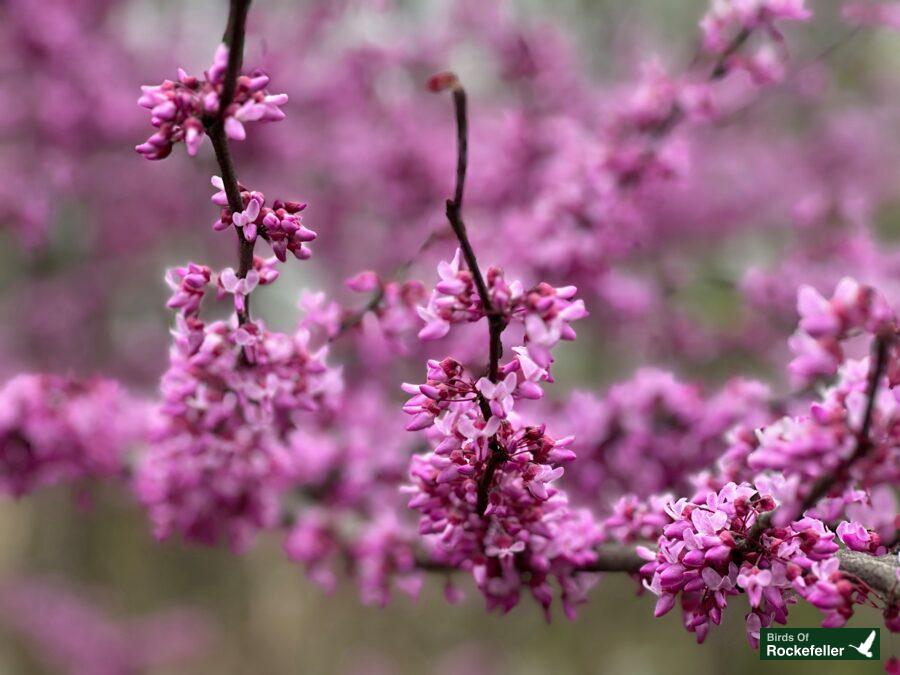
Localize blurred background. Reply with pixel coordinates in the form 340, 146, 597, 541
1, 0, 899, 672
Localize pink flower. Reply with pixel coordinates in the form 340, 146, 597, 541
210, 180, 316, 261
476, 373, 517, 418
346, 270, 380, 293
217, 267, 259, 313
836, 521, 882, 553
701, 0, 812, 55
523, 464, 565, 500
736, 567, 773, 608
232, 194, 262, 241
136, 44, 287, 160
165, 263, 211, 318
0, 375, 147, 498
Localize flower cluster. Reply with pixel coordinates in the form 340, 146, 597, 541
558, 371, 773, 502
136, 44, 287, 160
0, 375, 146, 498
417, 248, 588, 368
416, 249, 515, 341
165, 263, 212, 319
211, 177, 317, 260
405, 257, 599, 617
285, 507, 425, 608
407, 425, 602, 619
137, 263, 341, 552
747, 355, 900, 523
789, 277, 895, 383
695, 0, 812, 86
344, 271, 428, 358
641, 483, 877, 646
600, 493, 673, 543
352, 512, 425, 607
280, 382, 427, 605
402, 353, 555, 434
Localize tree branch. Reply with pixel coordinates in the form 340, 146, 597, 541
710, 27, 752, 80
738, 332, 894, 550
439, 76, 505, 381
414, 541, 900, 603
797, 331, 892, 514
334, 229, 450, 339
434, 74, 508, 517
648, 28, 753, 138
837, 548, 900, 605
205, 0, 255, 325
575, 543, 649, 573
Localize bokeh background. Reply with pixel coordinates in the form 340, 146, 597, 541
1, 0, 899, 672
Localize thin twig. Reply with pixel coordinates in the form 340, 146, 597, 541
648, 28, 753, 139
798, 331, 893, 513
334, 228, 451, 339
204, 0, 255, 325
739, 332, 894, 551
434, 75, 508, 516
710, 27, 752, 80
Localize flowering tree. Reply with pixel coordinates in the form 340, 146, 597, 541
2, 0, 900, 670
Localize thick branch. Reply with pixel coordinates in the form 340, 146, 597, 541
413, 543, 899, 606
414, 542, 648, 575
838, 549, 900, 604
576, 543, 648, 573
591, 544, 900, 602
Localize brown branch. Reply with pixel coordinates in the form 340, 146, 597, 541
438, 77, 505, 380
219, 0, 250, 120
648, 28, 753, 139
415, 543, 900, 603
710, 27, 752, 80
414, 542, 649, 575
204, 0, 255, 326
334, 229, 450, 340
737, 332, 894, 551
558, 543, 900, 603
450, 85, 467, 212
575, 543, 649, 573
433, 74, 508, 517
739, 333, 894, 550
798, 332, 892, 513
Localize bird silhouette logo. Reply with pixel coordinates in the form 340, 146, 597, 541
849, 630, 877, 658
